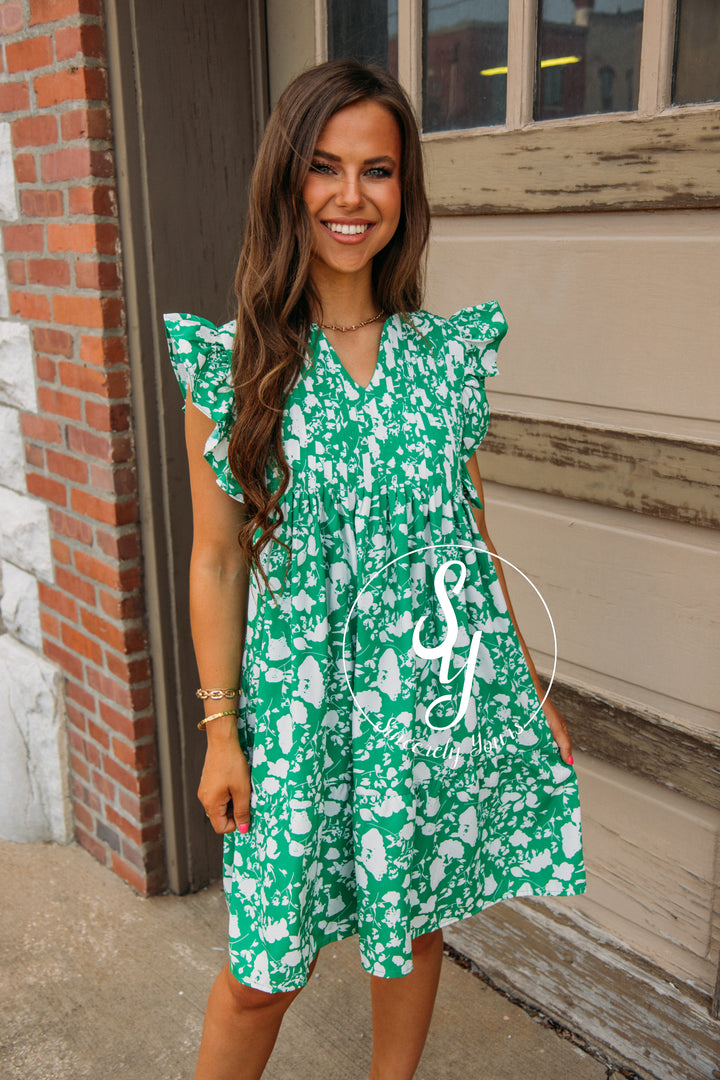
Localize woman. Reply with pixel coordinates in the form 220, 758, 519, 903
164, 59, 585, 1080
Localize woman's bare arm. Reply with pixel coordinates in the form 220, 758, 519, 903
465, 453, 573, 765
185, 387, 254, 831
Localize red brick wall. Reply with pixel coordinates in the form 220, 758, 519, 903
1, 0, 164, 894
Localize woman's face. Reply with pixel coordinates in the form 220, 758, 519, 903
301, 99, 402, 284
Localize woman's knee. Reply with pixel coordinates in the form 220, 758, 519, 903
221, 951, 320, 1010
221, 964, 297, 1011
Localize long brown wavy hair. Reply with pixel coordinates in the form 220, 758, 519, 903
228, 59, 431, 598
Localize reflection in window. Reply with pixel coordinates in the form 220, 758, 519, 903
422, 0, 509, 133
672, 0, 720, 106
327, 0, 398, 77
535, 0, 643, 121
544, 64, 564, 109
599, 65, 614, 111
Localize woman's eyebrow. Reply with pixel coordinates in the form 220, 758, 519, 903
312, 149, 397, 167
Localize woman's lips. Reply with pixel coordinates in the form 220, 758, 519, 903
320, 221, 376, 243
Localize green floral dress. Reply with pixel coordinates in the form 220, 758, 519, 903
163, 302, 586, 995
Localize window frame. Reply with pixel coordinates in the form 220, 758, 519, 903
316, 0, 720, 214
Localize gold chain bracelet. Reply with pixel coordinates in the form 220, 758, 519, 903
196, 688, 239, 700
197, 709, 238, 731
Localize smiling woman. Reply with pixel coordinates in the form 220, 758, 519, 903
162, 57, 586, 1080
301, 98, 402, 386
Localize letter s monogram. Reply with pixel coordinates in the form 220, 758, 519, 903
412, 559, 483, 731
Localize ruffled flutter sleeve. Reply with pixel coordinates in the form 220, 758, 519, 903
162, 312, 244, 503
447, 300, 508, 461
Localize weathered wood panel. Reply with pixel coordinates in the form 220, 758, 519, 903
570, 752, 720, 991
424, 107, 720, 214
443, 896, 720, 1080
427, 213, 720, 427
480, 413, 720, 530
476, 487, 720, 715
541, 676, 720, 810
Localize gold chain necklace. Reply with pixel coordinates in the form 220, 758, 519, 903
319, 310, 385, 333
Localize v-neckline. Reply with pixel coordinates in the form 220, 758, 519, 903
312, 314, 393, 394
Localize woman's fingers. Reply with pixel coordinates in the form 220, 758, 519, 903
203, 797, 234, 833
228, 762, 252, 833
198, 744, 252, 833
202, 789, 251, 834
228, 773, 252, 833
231, 799, 252, 834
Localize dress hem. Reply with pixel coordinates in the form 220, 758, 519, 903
227, 877, 587, 994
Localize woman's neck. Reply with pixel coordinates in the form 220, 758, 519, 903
308, 264, 380, 327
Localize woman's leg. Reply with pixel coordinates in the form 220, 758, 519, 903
368, 928, 444, 1080
194, 951, 320, 1080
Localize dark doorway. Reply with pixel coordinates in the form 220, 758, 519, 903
104, 0, 268, 892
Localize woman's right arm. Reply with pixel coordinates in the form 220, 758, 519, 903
184, 387, 253, 834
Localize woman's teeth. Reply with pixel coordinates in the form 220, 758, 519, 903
325, 222, 371, 235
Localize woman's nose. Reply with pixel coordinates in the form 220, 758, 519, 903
336, 173, 363, 208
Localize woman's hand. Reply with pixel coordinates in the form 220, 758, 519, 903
198, 727, 253, 833
540, 697, 574, 766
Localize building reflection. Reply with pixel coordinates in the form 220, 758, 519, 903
419, 0, 644, 133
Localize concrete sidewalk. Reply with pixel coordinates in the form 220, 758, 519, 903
0, 839, 619, 1080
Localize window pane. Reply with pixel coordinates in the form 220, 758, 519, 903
535, 0, 644, 122
422, 0, 509, 133
327, 0, 398, 77
672, 0, 720, 106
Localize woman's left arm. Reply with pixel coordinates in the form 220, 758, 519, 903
465, 454, 574, 766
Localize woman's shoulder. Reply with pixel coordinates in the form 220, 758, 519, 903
403, 301, 507, 342
162, 311, 243, 502
163, 312, 236, 369
162, 311, 237, 411
400, 301, 508, 379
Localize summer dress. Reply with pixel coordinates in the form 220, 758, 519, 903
163, 302, 587, 994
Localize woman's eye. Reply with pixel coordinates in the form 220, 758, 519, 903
309, 162, 392, 178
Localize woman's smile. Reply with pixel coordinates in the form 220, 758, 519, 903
321, 218, 376, 241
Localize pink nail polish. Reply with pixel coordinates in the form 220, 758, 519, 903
238, 822, 250, 833
568, 755, 574, 765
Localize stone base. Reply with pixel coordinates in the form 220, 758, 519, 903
0, 634, 73, 843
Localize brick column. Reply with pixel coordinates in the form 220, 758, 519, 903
0, 0, 164, 894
